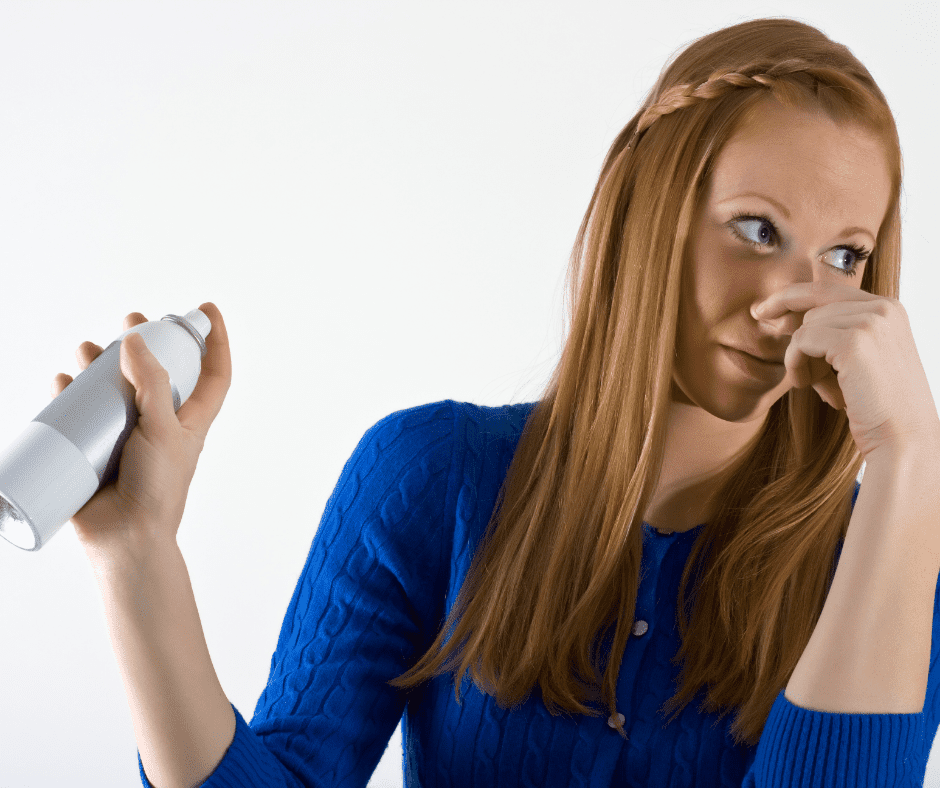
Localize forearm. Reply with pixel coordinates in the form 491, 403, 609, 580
91, 541, 236, 788
785, 442, 940, 714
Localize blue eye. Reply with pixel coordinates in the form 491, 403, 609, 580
728, 211, 871, 279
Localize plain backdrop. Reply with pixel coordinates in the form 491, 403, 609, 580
0, 1, 937, 786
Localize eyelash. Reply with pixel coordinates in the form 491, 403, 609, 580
728, 211, 872, 278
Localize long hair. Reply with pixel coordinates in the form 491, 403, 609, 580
387, 16, 902, 748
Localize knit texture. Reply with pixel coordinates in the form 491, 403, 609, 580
138, 398, 938, 786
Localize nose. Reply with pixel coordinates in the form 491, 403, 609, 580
752, 300, 804, 341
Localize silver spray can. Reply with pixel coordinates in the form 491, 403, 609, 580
0, 308, 212, 551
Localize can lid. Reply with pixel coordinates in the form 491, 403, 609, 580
182, 308, 211, 341
160, 309, 212, 359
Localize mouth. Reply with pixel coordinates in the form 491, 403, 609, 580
728, 347, 785, 365
721, 345, 787, 384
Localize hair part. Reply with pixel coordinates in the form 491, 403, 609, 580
387, 16, 903, 748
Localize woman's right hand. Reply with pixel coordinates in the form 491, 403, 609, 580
50, 302, 232, 570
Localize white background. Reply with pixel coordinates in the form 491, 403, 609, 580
0, 2, 937, 786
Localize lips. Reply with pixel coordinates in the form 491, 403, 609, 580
733, 347, 783, 364
722, 345, 787, 383
727, 345, 785, 364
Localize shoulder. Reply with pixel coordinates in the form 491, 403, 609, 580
363, 399, 538, 454
364, 399, 458, 444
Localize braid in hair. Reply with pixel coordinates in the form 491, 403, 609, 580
626, 57, 858, 150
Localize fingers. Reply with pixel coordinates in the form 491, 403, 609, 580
123, 312, 148, 331
51, 373, 72, 399
53, 344, 103, 399
195, 303, 231, 387
174, 302, 232, 437
75, 340, 104, 369
76, 313, 147, 369
51, 312, 150, 399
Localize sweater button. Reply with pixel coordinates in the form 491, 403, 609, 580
632, 620, 648, 636
608, 712, 625, 728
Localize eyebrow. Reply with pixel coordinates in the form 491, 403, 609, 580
719, 192, 876, 244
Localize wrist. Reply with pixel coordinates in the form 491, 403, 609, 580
865, 429, 940, 469
859, 439, 940, 570
85, 532, 182, 581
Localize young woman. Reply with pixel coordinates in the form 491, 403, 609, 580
61, 15, 940, 788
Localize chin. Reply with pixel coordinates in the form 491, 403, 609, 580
683, 385, 783, 423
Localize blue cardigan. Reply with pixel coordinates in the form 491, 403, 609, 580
138, 399, 938, 786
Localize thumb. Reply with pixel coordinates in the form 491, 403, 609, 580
120, 332, 177, 428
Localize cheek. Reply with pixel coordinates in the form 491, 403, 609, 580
681, 235, 752, 339
682, 276, 734, 334
687, 236, 746, 296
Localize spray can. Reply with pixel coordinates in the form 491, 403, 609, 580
0, 309, 211, 551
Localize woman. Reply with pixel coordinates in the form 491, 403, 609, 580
62, 15, 940, 788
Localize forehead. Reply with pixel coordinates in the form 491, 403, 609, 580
705, 98, 891, 230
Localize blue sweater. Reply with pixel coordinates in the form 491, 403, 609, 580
138, 399, 939, 787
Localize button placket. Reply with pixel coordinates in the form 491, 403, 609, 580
606, 618, 651, 730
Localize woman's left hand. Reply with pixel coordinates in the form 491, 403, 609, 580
755, 280, 940, 461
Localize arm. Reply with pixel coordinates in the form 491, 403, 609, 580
785, 440, 940, 714
92, 541, 236, 788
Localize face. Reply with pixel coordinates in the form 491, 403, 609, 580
673, 96, 892, 424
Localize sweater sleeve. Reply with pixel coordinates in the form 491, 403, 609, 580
741, 479, 940, 786
137, 400, 458, 788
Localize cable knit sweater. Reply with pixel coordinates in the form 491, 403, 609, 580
138, 398, 938, 787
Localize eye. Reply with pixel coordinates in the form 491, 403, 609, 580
728, 211, 871, 279
730, 214, 775, 247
